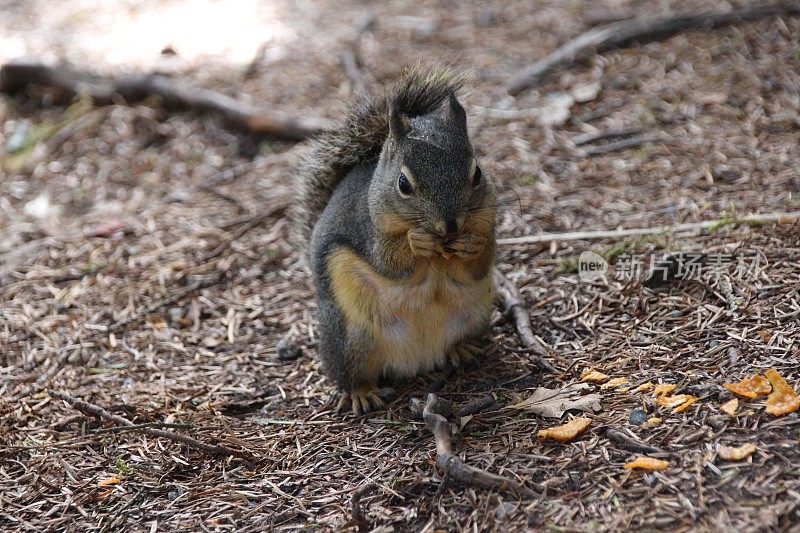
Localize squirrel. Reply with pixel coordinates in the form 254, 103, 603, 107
297, 66, 496, 414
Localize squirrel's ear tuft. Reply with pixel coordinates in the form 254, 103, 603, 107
442, 90, 467, 130
389, 104, 411, 143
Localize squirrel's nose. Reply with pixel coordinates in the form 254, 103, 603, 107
444, 218, 459, 236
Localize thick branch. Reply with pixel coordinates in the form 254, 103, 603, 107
508, 3, 800, 94
0, 61, 336, 140
493, 268, 556, 372
49, 390, 253, 460
421, 393, 535, 499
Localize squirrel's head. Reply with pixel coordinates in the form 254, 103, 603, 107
369, 92, 495, 247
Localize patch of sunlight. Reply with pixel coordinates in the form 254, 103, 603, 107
0, 0, 293, 68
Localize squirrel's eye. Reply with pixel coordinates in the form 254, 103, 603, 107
398, 173, 413, 197
472, 165, 482, 187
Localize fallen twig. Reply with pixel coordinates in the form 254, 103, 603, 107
605, 428, 663, 454
508, 3, 800, 94
90, 422, 194, 434
456, 395, 498, 418
497, 211, 800, 246
350, 482, 378, 531
0, 60, 336, 139
49, 390, 252, 460
571, 126, 643, 146
493, 268, 557, 373
420, 393, 535, 498
582, 133, 664, 156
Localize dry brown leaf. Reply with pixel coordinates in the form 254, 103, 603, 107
674, 396, 699, 413
653, 384, 676, 397
537, 417, 592, 443
757, 330, 772, 342
508, 383, 602, 418
720, 398, 738, 416
601, 377, 629, 390
723, 375, 772, 399
624, 456, 669, 471
646, 417, 663, 427
765, 368, 800, 416
635, 382, 654, 393
717, 442, 757, 461
98, 477, 121, 487
581, 368, 610, 383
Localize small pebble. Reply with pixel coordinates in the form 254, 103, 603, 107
629, 408, 648, 426
277, 338, 302, 360
495, 501, 515, 522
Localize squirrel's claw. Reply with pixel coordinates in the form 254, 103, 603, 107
446, 234, 487, 260
447, 340, 483, 368
407, 228, 443, 258
336, 386, 388, 415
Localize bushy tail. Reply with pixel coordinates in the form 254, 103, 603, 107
296, 65, 467, 240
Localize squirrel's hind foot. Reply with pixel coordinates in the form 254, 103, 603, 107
447, 340, 484, 368
336, 385, 394, 415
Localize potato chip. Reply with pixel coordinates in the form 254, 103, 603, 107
581, 368, 609, 384
537, 417, 592, 443
720, 398, 738, 416
656, 393, 696, 409
674, 396, 699, 413
646, 417, 663, 427
98, 477, 121, 487
601, 377, 629, 390
765, 368, 800, 416
653, 384, 676, 397
723, 375, 772, 399
717, 442, 757, 461
624, 456, 669, 471
635, 382, 654, 393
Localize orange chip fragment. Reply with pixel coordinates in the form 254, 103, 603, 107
656, 393, 696, 409
723, 374, 772, 399
537, 417, 592, 443
581, 368, 610, 383
720, 398, 738, 416
674, 396, 699, 413
98, 477, 122, 487
624, 456, 669, 471
601, 377, 629, 390
635, 382, 654, 393
653, 384, 676, 397
717, 443, 757, 461
765, 368, 800, 416
646, 417, 662, 427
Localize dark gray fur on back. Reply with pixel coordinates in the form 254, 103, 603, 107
309, 163, 377, 389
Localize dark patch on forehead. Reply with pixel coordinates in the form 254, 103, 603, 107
406, 116, 467, 153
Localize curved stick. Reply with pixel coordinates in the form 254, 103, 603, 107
421, 393, 536, 499
493, 268, 556, 372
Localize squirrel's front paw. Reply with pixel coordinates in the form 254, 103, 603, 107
445, 234, 487, 260
336, 385, 393, 415
407, 228, 443, 258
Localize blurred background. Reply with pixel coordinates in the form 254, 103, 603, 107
2, 1, 799, 531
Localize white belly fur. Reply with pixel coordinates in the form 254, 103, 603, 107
372, 267, 493, 378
